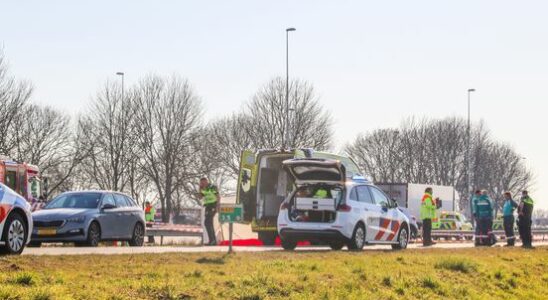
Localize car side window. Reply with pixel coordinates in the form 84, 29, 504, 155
370, 187, 389, 207
357, 186, 374, 204
349, 187, 358, 201
124, 196, 137, 207
102, 194, 116, 207
114, 194, 128, 207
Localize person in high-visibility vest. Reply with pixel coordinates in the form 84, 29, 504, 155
144, 201, 156, 243
473, 190, 494, 246
517, 190, 534, 249
199, 177, 220, 246
420, 187, 437, 247
502, 192, 518, 246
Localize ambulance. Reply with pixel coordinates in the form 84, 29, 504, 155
0, 157, 42, 205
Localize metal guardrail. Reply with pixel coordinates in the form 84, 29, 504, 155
146, 223, 204, 246
430, 229, 548, 242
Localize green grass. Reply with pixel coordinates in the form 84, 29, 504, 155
0, 247, 547, 299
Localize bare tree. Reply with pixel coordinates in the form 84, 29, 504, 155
78, 81, 135, 191
245, 77, 332, 150
134, 74, 202, 221
0, 50, 33, 155
345, 117, 533, 215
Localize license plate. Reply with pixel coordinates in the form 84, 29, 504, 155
38, 228, 57, 236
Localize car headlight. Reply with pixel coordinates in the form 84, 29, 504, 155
66, 216, 86, 223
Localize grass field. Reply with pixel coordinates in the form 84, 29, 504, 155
1, 247, 547, 299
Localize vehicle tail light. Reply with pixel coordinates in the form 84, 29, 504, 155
338, 203, 352, 212
280, 202, 290, 210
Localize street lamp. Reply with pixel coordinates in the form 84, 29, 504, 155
285, 27, 296, 149
116, 72, 125, 100
466, 88, 475, 216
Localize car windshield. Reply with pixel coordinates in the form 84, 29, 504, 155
45, 193, 102, 209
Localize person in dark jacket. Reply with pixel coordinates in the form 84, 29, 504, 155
517, 190, 534, 248
501, 192, 518, 246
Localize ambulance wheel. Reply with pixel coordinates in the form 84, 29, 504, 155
281, 238, 297, 250
259, 232, 277, 246
392, 226, 409, 250
0, 212, 27, 255
347, 223, 366, 251
329, 240, 345, 251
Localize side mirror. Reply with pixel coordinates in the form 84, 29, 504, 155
101, 203, 116, 210
391, 199, 399, 208
381, 202, 389, 211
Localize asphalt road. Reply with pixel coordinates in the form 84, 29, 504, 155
22, 241, 548, 256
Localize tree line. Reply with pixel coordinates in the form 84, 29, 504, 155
0, 50, 533, 219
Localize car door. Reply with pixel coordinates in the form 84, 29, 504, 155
355, 185, 381, 242
98, 193, 119, 239
114, 194, 133, 239
369, 186, 402, 242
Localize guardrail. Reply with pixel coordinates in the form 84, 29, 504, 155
429, 229, 548, 242
146, 223, 203, 245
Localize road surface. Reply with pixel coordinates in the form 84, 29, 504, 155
22, 241, 548, 256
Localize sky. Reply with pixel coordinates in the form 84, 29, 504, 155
1, 1, 547, 209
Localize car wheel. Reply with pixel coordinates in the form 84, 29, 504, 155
347, 223, 366, 251
392, 226, 409, 250
129, 223, 145, 247
0, 212, 27, 255
329, 240, 345, 251
258, 232, 277, 246
85, 222, 101, 247
27, 241, 42, 248
281, 238, 297, 250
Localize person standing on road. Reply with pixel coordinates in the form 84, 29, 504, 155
517, 190, 534, 249
420, 187, 437, 246
502, 192, 518, 246
199, 177, 220, 246
473, 190, 495, 246
144, 201, 156, 244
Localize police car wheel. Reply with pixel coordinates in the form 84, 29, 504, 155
392, 227, 409, 250
1, 212, 27, 255
348, 224, 366, 251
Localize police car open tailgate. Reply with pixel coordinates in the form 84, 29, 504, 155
283, 159, 346, 186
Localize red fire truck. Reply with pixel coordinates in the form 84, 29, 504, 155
0, 157, 42, 205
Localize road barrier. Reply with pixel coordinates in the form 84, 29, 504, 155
146, 223, 203, 245
428, 229, 548, 242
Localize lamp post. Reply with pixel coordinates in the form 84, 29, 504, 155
466, 88, 475, 216
116, 72, 125, 100
285, 27, 296, 149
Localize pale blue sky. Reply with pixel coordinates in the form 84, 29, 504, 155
1, 1, 547, 208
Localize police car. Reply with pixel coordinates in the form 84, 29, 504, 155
0, 183, 33, 255
277, 159, 410, 251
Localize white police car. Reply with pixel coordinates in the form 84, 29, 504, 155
0, 183, 33, 255
277, 159, 410, 251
